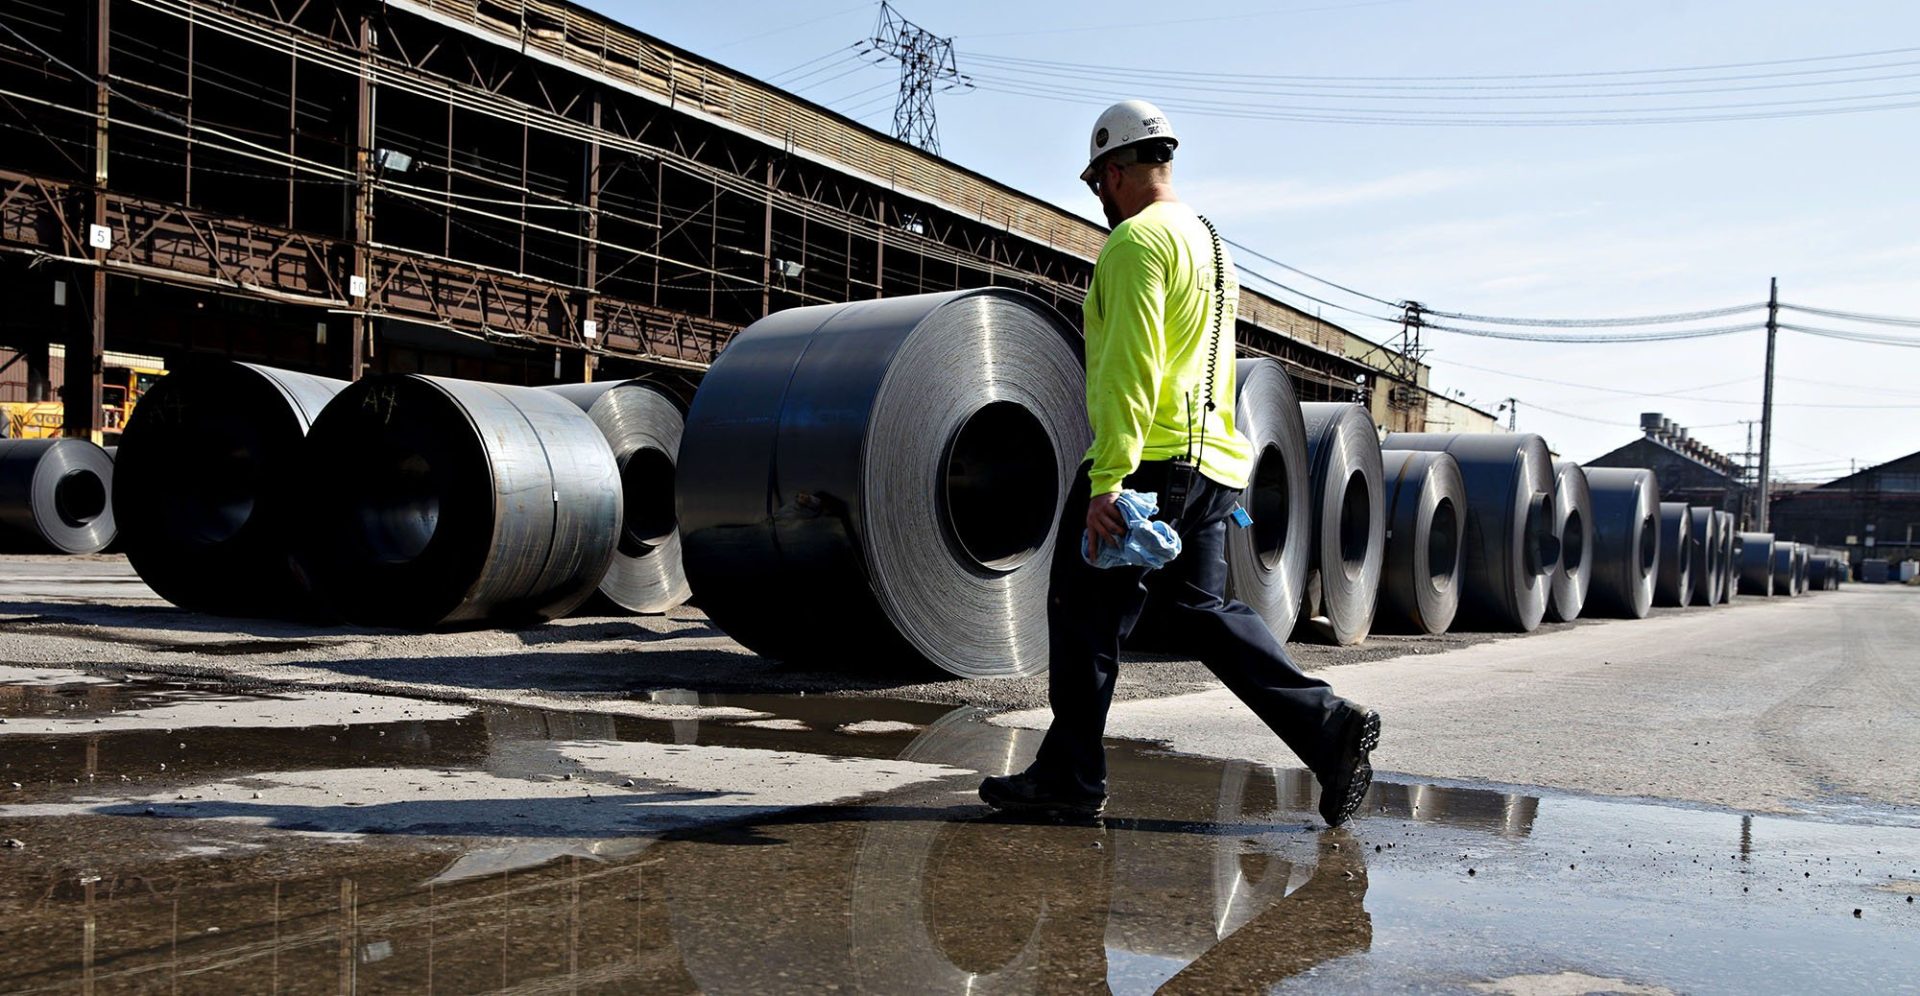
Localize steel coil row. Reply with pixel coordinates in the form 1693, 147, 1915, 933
1295, 403, 1384, 645
1738, 532, 1778, 596
1375, 449, 1464, 635
114, 359, 685, 629
1382, 433, 1560, 633
1585, 468, 1660, 619
1546, 461, 1593, 623
1655, 502, 1693, 608
0, 438, 117, 554
89, 288, 1840, 680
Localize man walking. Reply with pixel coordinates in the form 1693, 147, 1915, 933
980, 100, 1381, 827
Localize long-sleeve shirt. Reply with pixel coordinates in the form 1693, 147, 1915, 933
1082, 200, 1254, 496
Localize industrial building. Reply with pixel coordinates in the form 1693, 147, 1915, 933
1769, 450, 1920, 570
0, 0, 1454, 443
1583, 412, 1749, 514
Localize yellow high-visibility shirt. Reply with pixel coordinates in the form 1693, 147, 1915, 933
1082, 200, 1254, 496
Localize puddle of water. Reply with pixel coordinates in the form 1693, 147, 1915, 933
0, 671, 1916, 994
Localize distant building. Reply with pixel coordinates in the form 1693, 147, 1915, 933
1770, 450, 1920, 568
1583, 413, 1748, 515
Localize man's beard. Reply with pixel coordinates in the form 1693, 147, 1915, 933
1100, 190, 1122, 229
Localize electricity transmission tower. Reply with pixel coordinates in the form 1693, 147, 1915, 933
870, 2, 967, 155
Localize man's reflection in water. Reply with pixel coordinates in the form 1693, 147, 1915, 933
1156, 830, 1371, 993
865, 814, 1370, 994
847, 710, 1371, 993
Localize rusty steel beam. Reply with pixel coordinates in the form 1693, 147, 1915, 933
64, 0, 110, 442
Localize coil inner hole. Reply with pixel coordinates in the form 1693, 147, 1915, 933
1429, 496, 1459, 592
1637, 514, 1657, 574
1250, 442, 1290, 572
943, 401, 1058, 572
1338, 469, 1369, 580
620, 446, 677, 555
352, 443, 440, 565
1562, 509, 1585, 576
54, 470, 107, 528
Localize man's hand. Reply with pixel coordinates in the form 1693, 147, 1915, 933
1085, 492, 1127, 561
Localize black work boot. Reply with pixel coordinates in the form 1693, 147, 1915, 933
979, 770, 1106, 820
1316, 707, 1381, 828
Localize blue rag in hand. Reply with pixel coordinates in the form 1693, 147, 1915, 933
1083, 489, 1183, 570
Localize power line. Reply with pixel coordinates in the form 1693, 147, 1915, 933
1221, 237, 1401, 307
965, 56, 1920, 102
961, 0, 1412, 39
1779, 302, 1920, 327
1436, 358, 1758, 400
1780, 323, 1920, 348
1424, 302, 1765, 327
961, 44, 1920, 84
1422, 320, 1765, 343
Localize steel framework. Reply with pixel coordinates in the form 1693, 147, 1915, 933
0, 0, 1396, 441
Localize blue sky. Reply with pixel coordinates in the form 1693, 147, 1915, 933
586, 0, 1918, 475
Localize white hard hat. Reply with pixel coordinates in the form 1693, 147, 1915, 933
1080, 99, 1179, 183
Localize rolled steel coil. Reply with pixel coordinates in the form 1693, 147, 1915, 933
1224, 358, 1312, 640
0, 439, 116, 554
1375, 449, 1464, 635
295, 374, 621, 627
1654, 502, 1693, 608
1795, 545, 1812, 595
1808, 554, 1835, 591
1380, 432, 1559, 632
1737, 532, 1776, 596
1716, 511, 1739, 603
677, 289, 1088, 679
1546, 460, 1593, 623
546, 378, 691, 614
1295, 403, 1384, 645
1773, 542, 1799, 597
1583, 467, 1660, 619
1688, 506, 1723, 608
112, 361, 345, 613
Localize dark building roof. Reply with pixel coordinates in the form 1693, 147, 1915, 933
1583, 436, 1748, 510
1810, 450, 1920, 494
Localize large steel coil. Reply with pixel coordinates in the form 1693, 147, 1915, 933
1688, 506, 1723, 608
295, 374, 621, 627
1795, 545, 1811, 595
546, 378, 691, 614
1716, 511, 1738, 603
112, 361, 345, 613
1808, 554, 1836, 591
1224, 358, 1311, 640
1655, 502, 1694, 608
0, 439, 116, 554
1295, 403, 1384, 645
677, 289, 1088, 679
1737, 532, 1776, 597
1584, 467, 1660, 619
1374, 449, 1464, 634
1546, 460, 1593, 623
1772, 542, 1799, 597
1380, 432, 1560, 633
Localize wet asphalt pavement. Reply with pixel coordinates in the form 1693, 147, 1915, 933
2, 556, 1918, 993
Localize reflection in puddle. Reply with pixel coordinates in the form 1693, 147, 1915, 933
1, 672, 1916, 993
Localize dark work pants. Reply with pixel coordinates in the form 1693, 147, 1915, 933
1033, 460, 1352, 800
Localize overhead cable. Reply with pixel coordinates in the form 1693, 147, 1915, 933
1779, 302, 1920, 327
1425, 302, 1765, 327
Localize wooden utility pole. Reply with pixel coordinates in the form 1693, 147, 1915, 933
1756, 277, 1778, 530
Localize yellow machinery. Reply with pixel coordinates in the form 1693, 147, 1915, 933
1, 349, 166, 443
